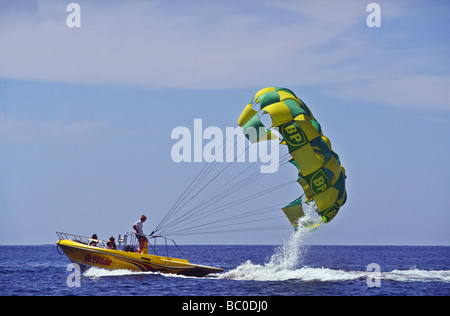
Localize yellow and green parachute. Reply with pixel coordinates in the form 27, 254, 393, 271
238, 87, 347, 230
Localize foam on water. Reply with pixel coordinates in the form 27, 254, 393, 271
80, 203, 450, 284
84, 253, 450, 283
386, 268, 450, 283
219, 222, 317, 281
83, 267, 200, 279
219, 212, 450, 283
83, 267, 156, 278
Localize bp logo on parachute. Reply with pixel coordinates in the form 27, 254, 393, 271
281, 122, 307, 149
321, 203, 340, 223
309, 169, 331, 195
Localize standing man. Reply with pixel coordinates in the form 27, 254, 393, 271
133, 214, 148, 254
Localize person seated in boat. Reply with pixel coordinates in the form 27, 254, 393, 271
89, 234, 99, 247
133, 214, 148, 254
105, 236, 117, 250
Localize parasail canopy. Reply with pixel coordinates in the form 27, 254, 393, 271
238, 87, 347, 230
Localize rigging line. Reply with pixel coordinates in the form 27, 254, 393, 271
164, 225, 291, 237
159, 152, 291, 231
158, 180, 295, 234
211, 155, 291, 200
165, 162, 260, 227
163, 215, 286, 236
164, 204, 287, 235
156, 157, 293, 235
161, 124, 289, 231
166, 201, 287, 234
159, 162, 216, 225
205, 204, 284, 226
162, 201, 286, 236
167, 122, 256, 205
205, 152, 291, 207
155, 123, 241, 233
177, 171, 283, 225
153, 162, 213, 233
181, 199, 288, 230
155, 144, 254, 233
156, 160, 236, 232
159, 175, 294, 232
163, 133, 252, 223
157, 126, 291, 234
202, 155, 261, 200
161, 156, 292, 229
157, 125, 241, 229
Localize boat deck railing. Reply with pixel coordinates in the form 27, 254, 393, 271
56, 231, 187, 261
122, 231, 187, 260
56, 231, 107, 248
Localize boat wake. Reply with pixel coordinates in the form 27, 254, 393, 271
83, 267, 199, 279
81, 223, 450, 284
218, 230, 450, 283
84, 268, 156, 278
220, 262, 450, 283
218, 227, 323, 282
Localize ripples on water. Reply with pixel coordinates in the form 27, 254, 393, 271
0, 233, 449, 296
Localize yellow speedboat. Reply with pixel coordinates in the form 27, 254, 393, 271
56, 232, 223, 277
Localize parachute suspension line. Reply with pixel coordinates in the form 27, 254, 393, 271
166, 215, 286, 236
155, 144, 290, 235
187, 202, 288, 230
172, 159, 292, 230
154, 123, 247, 235
162, 159, 260, 227
160, 183, 290, 235
163, 154, 292, 235
156, 161, 258, 234
164, 225, 291, 237
154, 162, 219, 234
160, 180, 295, 236
154, 116, 296, 237
154, 121, 240, 234
170, 150, 290, 227
162, 201, 289, 237
156, 132, 252, 232
157, 153, 292, 235
153, 161, 215, 234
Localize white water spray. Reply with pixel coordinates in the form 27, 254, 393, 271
267, 203, 323, 270
218, 223, 314, 281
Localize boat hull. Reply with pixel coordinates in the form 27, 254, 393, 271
57, 239, 223, 277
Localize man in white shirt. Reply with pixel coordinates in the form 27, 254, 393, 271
133, 215, 148, 253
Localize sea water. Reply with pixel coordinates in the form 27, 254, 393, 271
0, 234, 449, 296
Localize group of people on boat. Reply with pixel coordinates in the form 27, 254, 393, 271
88, 214, 148, 253
89, 234, 117, 249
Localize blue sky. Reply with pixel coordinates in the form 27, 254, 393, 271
1, 0, 449, 245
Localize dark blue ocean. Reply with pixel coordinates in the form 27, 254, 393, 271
1, 234, 449, 298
